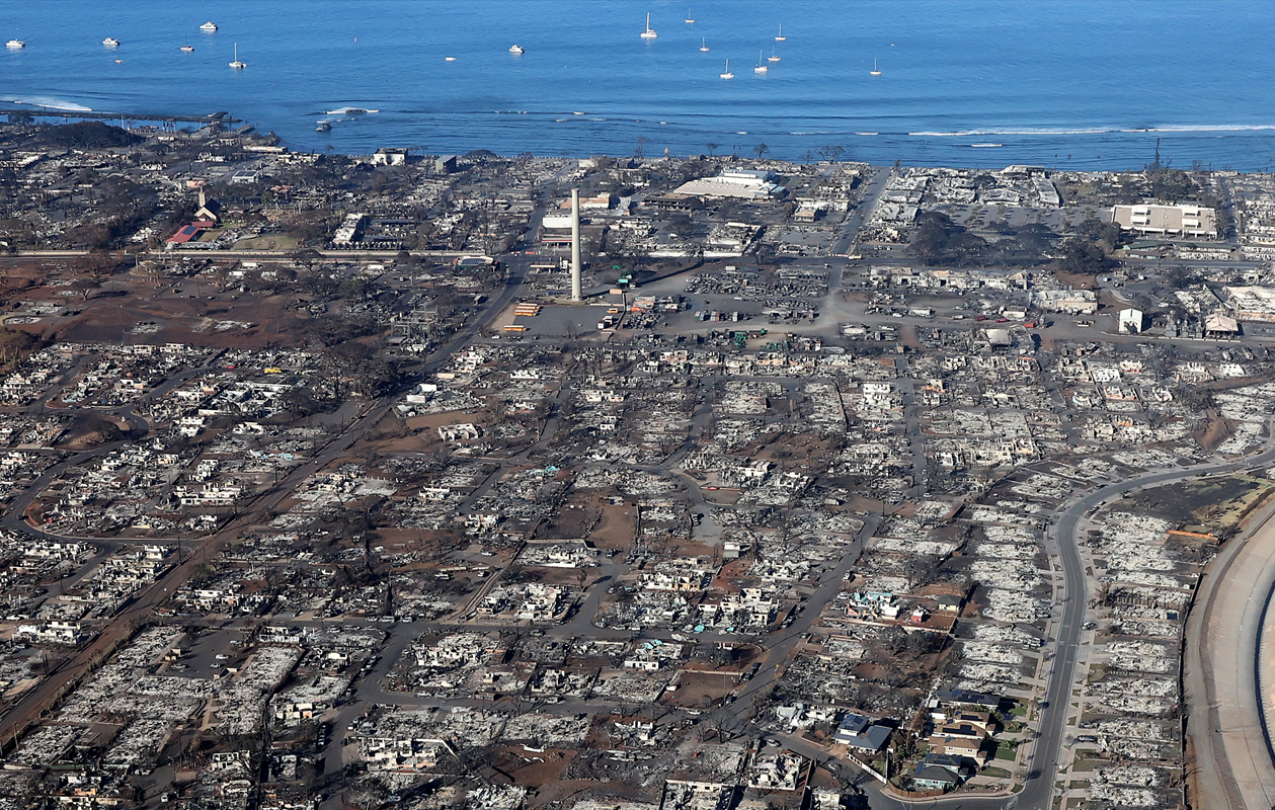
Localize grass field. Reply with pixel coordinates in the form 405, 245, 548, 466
233, 234, 300, 250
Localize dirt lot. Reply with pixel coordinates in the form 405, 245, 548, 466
1129, 474, 1275, 534
661, 668, 741, 708
1192, 414, 1235, 453
581, 500, 637, 552
535, 504, 602, 540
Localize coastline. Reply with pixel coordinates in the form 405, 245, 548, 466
10, 106, 1275, 174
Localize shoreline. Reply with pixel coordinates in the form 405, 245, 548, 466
8, 107, 1275, 173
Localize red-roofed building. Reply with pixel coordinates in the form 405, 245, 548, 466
167, 225, 202, 244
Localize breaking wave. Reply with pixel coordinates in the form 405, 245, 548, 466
2, 95, 93, 112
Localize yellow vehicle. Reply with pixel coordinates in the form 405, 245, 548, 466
504, 324, 528, 332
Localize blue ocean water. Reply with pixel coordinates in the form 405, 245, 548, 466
2, 0, 1275, 170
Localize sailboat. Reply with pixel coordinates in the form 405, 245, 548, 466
685, 9, 694, 23
774, 24, 786, 42
640, 12, 657, 39
870, 58, 881, 76
719, 58, 733, 79
228, 42, 246, 69
699, 37, 709, 52
754, 50, 767, 73
768, 46, 780, 62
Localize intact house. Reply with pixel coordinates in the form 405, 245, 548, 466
833, 713, 893, 753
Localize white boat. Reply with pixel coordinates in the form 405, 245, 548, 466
640, 12, 657, 39
113, 59, 122, 64
444, 56, 456, 61
970, 143, 1002, 148
753, 50, 767, 73
719, 58, 733, 79
103, 37, 119, 48
870, 58, 881, 76
6, 39, 23, 49
200, 21, 218, 33
699, 37, 709, 52
767, 46, 780, 62
229, 42, 246, 69
774, 24, 786, 42
180, 45, 194, 52
316, 121, 331, 132
685, 9, 694, 23
508, 44, 524, 54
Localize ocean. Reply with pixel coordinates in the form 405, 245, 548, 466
2, 0, 1275, 171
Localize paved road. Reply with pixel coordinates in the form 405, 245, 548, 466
721, 513, 884, 720
0, 255, 534, 755
1022, 444, 1275, 810
834, 167, 893, 257
843, 445, 1275, 810
1186, 487, 1275, 810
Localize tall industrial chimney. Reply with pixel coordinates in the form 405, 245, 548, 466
570, 188, 582, 302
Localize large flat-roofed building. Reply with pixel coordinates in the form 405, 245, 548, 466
675, 169, 782, 200
1112, 203, 1217, 238
540, 213, 574, 244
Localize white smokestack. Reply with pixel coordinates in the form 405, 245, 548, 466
571, 188, 582, 302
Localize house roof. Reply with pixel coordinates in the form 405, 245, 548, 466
835, 713, 892, 751
167, 225, 202, 244
937, 688, 1001, 709
929, 734, 983, 751
912, 764, 960, 785
1205, 313, 1239, 333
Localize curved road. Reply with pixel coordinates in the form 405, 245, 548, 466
847, 439, 1275, 810
1018, 443, 1275, 810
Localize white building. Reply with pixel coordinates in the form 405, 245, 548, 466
675, 169, 782, 200
1112, 203, 1217, 238
1118, 308, 1145, 334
